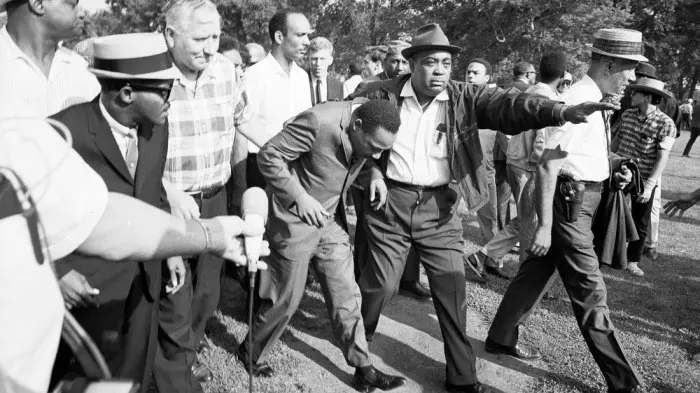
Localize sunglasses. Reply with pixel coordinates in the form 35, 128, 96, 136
127, 82, 174, 101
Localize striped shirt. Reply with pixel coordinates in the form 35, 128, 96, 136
0, 27, 100, 118
616, 107, 676, 181
163, 53, 251, 192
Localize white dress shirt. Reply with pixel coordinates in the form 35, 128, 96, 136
99, 98, 138, 160
244, 53, 312, 153
545, 75, 610, 182
343, 74, 363, 98
0, 109, 108, 393
0, 27, 100, 118
386, 81, 452, 186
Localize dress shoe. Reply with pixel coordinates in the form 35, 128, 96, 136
484, 338, 542, 360
484, 262, 510, 280
446, 382, 492, 393
399, 281, 431, 300
465, 253, 485, 278
191, 360, 213, 383
236, 343, 274, 377
352, 366, 406, 392
643, 246, 658, 261
197, 337, 213, 354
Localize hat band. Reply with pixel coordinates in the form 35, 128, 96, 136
93, 52, 173, 76
592, 38, 643, 56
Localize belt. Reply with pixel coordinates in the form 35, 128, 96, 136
557, 176, 603, 193
188, 186, 224, 200
385, 178, 448, 192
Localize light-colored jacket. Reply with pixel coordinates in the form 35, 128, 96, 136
506, 82, 562, 171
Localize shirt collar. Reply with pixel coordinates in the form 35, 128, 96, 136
0, 26, 72, 65
173, 54, 219, 87
534, 82, 559, 99
636, 106, 659, 120
401, 79, 449, 101
264, 52, 302, 76
99, 97, 137, 139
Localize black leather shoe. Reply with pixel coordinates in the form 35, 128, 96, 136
197, 337, 213, 354
484, 338, 542, 360
191, 360, 213, 383
352, 366, 406, 392
465, 253, 485, 278
399, 281, 431, 300
236, 343, 274, 377
446, 382, 492, 393
643, 246, 658, 261
484, 263, 510, 280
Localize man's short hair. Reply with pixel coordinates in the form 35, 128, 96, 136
513, 61, 534, 77
539, 52, 568, 83
368, 47, 388, 63
218, 36, 239, 54
163, 0, 218, 31
469, 58, 492, 76
268, 10, 301, 42
356, 99, 401, 135
348, 61, 363, 76
308, 37, 333, 55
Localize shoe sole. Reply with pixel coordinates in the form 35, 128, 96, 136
464, 256, 484, 278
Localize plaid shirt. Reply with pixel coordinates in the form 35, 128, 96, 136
164, 53, 251, 192
616, 107, 676, 181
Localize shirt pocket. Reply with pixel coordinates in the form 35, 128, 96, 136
428, 125, 448, 159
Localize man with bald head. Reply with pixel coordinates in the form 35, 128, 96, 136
350, 23, 618, 393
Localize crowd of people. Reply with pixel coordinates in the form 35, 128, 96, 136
0, 1, 697, 393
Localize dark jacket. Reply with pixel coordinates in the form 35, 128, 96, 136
348, 73, 564, 211
309, 74, 344, 104
593, 158, 641, 269
51, 97, 170, 301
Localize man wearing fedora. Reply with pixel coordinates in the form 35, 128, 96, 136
48, 32, 180, 393
612, 77, 677, 277
0, 0, 100, 117
487, 28, 646, 393
349, 23, 618, 393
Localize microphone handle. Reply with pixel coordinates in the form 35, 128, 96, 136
249, 271, 256, 393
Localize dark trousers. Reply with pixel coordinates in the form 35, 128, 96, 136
246, 153, 267, 189
246, 220, 371, 367
153, 188, 226, 393
628, 186, 657, 262
683, 126, 700, 156
351, 186, 420, 283
487, 188, 641, 391
681, 113, 691, 130
358, 182, 477, 386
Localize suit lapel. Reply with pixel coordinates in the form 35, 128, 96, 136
88, 99, 134, 185
134, 121, 156, 196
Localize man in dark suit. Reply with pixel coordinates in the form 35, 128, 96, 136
238, 99, 406, 392
503, 61, 536, 92
49, 33, 181, 393
307, 36, 343, 104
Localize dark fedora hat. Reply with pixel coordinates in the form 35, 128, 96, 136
635, 62, 656, 79
629, 77, 671, 99
402, 24, 462, 59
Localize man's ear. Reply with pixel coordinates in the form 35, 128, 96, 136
118, 85, 135, 105
274, 30, 284, 46
485, 74, 491, 83
27, 0, 46, 16
353, 118, 363, 134
164, 26, 177, 48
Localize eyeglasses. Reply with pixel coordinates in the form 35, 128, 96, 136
127, 83, 173, 102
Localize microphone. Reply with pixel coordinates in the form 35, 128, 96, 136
241, 187, 268, 273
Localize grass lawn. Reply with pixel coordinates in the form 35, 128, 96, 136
200, 131, 700, 393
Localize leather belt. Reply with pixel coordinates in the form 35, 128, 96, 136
385, 178, 448, 192
557, 176, 603, 193
188, 186, 224, 200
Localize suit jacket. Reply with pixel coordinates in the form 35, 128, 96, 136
51, 97, 169, 301
309, 74, 344, 105
257, 99, 370, 256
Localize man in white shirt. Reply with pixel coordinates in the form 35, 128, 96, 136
343, 60, 364, 98
243, 10, 313, 189
486, 29, 644, 393
0, 0, 100, 117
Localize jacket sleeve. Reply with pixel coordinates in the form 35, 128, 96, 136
256, 110, 319, 208
472, 84, 563, 135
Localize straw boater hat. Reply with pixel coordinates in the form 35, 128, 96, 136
89, 33, 179, 80
587, 28, 648, 62
402, 24, 461, 59
628, 77, 671, 99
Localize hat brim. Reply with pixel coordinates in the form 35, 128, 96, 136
402, 44, 462, 59
587, 44, 648, 62
88, 65, 180, 80
628, 84, 671, 99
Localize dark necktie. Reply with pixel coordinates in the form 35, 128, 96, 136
315, 79, 323, 105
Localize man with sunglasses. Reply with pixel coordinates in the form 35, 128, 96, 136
48, 33, 180, 393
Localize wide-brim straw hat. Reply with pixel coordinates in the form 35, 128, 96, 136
402, 24, 462, 59
586, 28, 648, 62
88, 33, 180, 80
628, 77, 671, 99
